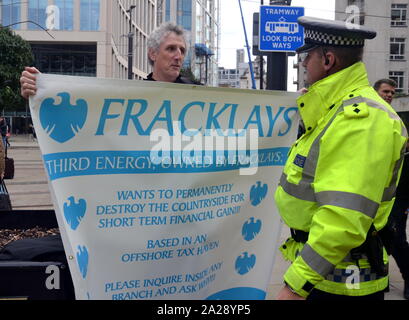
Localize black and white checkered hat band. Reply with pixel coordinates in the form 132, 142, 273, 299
305, 29, 364, 46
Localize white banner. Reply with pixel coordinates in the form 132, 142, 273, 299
29, 74, 299, 300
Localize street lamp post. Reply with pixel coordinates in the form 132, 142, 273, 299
127, 5, 136, 80
238, 0, 256, 89
204, 53, 214, 85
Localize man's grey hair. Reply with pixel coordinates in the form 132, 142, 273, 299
147, 22, 186, 66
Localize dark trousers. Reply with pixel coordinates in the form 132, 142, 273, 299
389, 197, 409, 282
307, 289, 384, 301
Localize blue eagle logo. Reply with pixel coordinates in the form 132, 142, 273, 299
40, 92, 88, 143
250, 181, 268, 206
235, 252, 256, 275
77, 245, 89, 279
242, 217, 262, 241
63, 196, 86, 231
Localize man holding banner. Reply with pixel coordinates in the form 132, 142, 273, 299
275, 17, 408, 300
20, 22, 198, 98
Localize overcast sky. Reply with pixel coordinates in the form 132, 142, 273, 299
219, 0, 336, 70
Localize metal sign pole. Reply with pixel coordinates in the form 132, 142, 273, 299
238, 0, 257, 89
266, 0, 292, 91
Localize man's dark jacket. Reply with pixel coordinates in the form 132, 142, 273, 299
145, 72, 202, 85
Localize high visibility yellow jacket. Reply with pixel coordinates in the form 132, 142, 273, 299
274, 62, 408, 297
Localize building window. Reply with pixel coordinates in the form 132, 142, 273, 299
1, 0, 21, 29
391, 4, 407, 27
389, 71, 405, 93
166, 0, 171, 21
28, 0, 48, 30
177, 0, 192, 30
390, 38, 406, 60
31, 44, 97, 77
55, 0, 74, 30
80, 0, 100, 31
195, 0, 203, 41
206, 0, 212, 12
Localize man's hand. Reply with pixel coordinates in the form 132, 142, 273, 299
20, 67, 40, 99
276, 285, 306, 300
298, 87, 308, 95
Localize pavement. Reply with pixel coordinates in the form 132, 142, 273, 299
4, 134, 408, 300
6, 134, 53, 210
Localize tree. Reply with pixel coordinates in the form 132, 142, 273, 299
180, 67, 201, 84
0, 27, 33, 113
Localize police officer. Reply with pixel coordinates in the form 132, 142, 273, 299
275, 17, 408, 300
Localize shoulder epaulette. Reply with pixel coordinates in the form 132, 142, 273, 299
342, 95, 369, 119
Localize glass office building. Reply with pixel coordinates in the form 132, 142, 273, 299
2, 0, 219, 83
2, 0, 157, 79
1, 0, 21, 29
80, 0, 100, 31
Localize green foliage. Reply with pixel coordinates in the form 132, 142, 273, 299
180, 67, 201, 84
0, 27, 33, 112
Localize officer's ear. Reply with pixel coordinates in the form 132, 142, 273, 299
322, 49, 336, 70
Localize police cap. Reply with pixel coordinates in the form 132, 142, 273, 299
296, 16, 376, 53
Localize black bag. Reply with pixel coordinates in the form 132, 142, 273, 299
0, 178, 12, 211
0, 235, 66, 262
0, 235, 75, 300
4, 156, 14, 180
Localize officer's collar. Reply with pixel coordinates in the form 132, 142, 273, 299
297, 62, 370, 134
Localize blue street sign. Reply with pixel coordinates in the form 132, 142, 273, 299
259, 5, 304, 52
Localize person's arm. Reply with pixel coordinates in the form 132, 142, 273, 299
20, 67, 40, 99
298, 87, 308, 94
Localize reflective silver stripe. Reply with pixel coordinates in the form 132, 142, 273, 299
342, 96, 366, 107
345, 96, 404, 122
382, 186, 397, 202
300, 244, 335, 277
345, 96, 402, 121
280, 173, 315, 202
402, 124, 408, 138
316, 191, 379, 218
382, 145, 406, 202
362, 98, 402, 121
